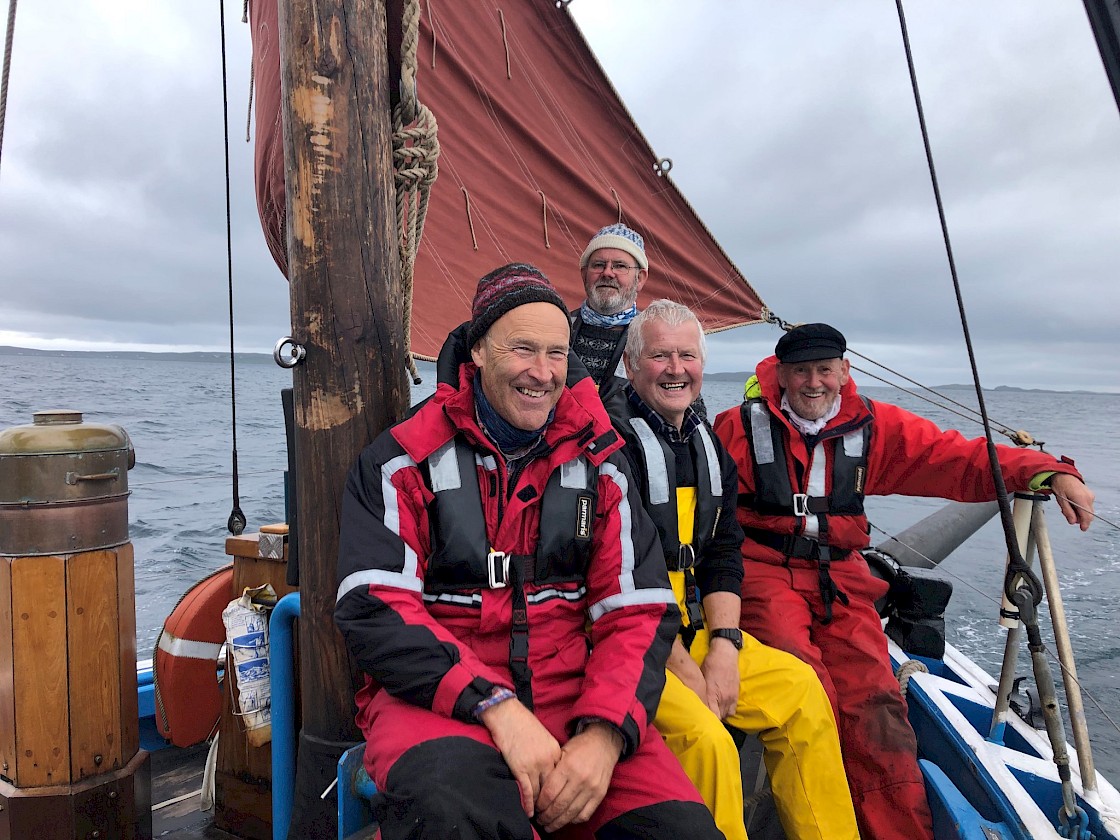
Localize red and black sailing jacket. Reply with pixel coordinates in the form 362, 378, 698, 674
335, 360, 677, 756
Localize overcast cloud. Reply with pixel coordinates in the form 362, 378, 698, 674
1, 1, 1118, 392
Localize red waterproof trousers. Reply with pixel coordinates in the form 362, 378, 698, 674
739, 558, 935, 840
359, 686, 718, 840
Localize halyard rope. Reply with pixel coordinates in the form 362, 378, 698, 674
395, 0, 440, 384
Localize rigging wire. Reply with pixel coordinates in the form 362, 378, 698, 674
895, 0, 1042, 608
865, 518, 1120, 740
218, 0, 246, 536
0, 0, 17, 177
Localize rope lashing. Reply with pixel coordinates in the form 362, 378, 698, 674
896, 659, 929, 697
394, 0, 440, 384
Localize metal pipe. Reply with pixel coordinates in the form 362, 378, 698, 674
270, 592, 302, 840
875, 500, 998, 568
1032, 503, 1098, 796
990, 495, 1040, 741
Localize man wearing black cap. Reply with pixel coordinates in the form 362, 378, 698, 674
713, 322, 1096, 840
336, 263, 722, 840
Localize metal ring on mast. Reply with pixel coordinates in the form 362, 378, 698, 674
273, 336, 307, 368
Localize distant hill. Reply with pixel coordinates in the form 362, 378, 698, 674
0, 345, 441, 372
0, 345, 276, 364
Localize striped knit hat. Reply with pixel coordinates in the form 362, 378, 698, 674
467, 262, 568, 348
579, 223, 648, 270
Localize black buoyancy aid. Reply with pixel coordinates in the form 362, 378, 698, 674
740, 397, 872, 519
616, 413, 724, 572
739, 397, 873, 624
423, 436, 599, 594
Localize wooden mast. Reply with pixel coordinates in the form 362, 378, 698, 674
277, 0, 407, 831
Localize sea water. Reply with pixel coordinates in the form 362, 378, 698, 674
1, 351, 1118, 776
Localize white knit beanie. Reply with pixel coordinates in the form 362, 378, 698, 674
579, 223, 648, 270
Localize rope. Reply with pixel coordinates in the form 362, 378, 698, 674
896, 659, 929, 697
539, 191, 550, 247
611, 188, 622, 222
219, 0, 246, 536
394, 0, 440, 384
0, 0, 17, 177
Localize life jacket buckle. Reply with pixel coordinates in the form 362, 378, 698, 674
487, 550, 510, 588
672, 544, 697, 571
792, 493, 810, 518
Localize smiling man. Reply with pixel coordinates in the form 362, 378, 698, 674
608, 301, 858, 840
713, 322, 1097, 840
335, 265, 722, 840
569, 223, 649, 392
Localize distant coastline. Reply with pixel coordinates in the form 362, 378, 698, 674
1, 346, 1109, 395
702, 370, 1110, 396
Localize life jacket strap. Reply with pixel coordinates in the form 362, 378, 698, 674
507, 553, 535, 710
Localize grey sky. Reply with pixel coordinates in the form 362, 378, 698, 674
2, 2, 1118, 392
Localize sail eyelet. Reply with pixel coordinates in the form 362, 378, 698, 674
654, 158, 673, 177
555, 0, 572, 8
273, 336, 307, 368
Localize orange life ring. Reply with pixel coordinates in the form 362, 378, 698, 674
153, 564, 234, 748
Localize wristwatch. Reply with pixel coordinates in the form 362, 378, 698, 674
709, 628, 744, 650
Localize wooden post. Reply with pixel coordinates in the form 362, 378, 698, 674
277, 0, 408, 832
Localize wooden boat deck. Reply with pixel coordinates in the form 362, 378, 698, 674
151, 745, 232, 839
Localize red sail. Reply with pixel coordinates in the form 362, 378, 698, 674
249, 0, 766, 360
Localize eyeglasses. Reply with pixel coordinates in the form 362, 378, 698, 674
588, 260, 640, 274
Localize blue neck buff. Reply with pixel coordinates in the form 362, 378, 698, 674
474, 371, 554, 454
579, 300, 638, 328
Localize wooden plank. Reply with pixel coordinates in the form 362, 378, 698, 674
0, 558, 15, 782
117, 543, 140, 759
68, 549, 123, 779
11, 555, 70, 786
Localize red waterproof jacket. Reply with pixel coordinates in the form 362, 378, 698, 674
713, 355, 1084, 567
335, 361, 676, 755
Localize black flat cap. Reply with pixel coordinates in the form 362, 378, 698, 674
775, 323, 847, 364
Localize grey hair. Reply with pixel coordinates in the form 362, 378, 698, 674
625, 299, 707, 364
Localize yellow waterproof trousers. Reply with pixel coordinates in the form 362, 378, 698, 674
654, 627, 860, 840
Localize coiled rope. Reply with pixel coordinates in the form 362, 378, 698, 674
394, 0, 440, 384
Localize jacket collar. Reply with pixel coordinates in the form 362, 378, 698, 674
393, 360, 621, 466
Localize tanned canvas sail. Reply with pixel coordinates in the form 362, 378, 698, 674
249, 0, 767, 360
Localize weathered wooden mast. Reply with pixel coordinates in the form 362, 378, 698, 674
277, 0, 408, 832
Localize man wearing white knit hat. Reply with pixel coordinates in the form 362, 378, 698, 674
570, 223, 649, 391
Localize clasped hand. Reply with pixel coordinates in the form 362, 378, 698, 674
481, 698, 622, 831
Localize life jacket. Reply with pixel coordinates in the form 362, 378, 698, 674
739, 396, 873, 623
421, 435, 599, 708
423, 436, 598, 593
613, 402, 725, 642
739, 397, 872, 519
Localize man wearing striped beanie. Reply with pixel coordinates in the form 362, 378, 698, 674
337, 261, 722, 840
571, 224, 649, 392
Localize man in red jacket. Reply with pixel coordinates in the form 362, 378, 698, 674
712, 322, 1096, 840
336, 263, 722, 840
